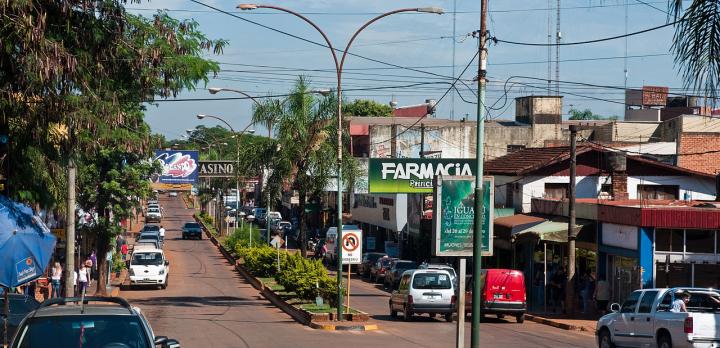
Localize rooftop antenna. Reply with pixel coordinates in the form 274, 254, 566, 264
451, 0, 457, 120
547, 0, 552, 92
624, 0, 629, 94
555, 0, 561, 95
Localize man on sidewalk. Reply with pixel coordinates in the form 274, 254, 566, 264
159, 225, 166, 242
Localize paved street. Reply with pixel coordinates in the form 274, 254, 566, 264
122, 195, 597, 347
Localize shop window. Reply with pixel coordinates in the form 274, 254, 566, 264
655, 229, 684, 252
685, 230, 715, 254
544, 183, 569, 199
693, 264, 720, 288
637, 184, 679, 200
655, 263, 691, 288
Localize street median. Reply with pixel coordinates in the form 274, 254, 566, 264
195, 214, 376, 331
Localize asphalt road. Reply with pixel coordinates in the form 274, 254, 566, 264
121, 195, 597, 348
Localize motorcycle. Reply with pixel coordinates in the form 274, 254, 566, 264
306, 238, 318, 254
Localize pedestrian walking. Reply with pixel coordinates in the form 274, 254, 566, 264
159, 225, 166, 242
50, 262, 62, 298
78, 261, 91, 295
594, 275, 610, 315
579, 270, 595, 313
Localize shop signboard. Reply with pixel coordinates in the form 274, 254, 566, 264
432, 176, 493, 257
368, 158, 476, 193
153, 150, 199, 187
198, 161, 236, 178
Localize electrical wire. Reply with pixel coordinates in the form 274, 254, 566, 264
189, 0, 458, 81
491, 20, 680, 46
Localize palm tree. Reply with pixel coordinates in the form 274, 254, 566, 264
671, 1, 720, 103
253, 77, 356, 256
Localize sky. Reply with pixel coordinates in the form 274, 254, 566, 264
128, 0, 688, 141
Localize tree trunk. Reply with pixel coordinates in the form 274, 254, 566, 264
94, 231, 110, 296
298, 189, 307, 257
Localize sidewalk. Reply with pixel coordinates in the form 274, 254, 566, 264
525, 312, 598, 333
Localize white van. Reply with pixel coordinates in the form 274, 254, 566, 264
389, 269, 456, 322
128, 248, 169, 289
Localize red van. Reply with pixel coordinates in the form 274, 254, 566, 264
465, 269, 526, 323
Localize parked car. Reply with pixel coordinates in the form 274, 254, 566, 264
145, 207, 162, 223
137, 233, 162, 249
128, 248, 170, 289
465, 269, 526, 323
389, 269, 456, 322
134, 241, 161, 251
141, 225, 160, 234
274, 221, 293, 238
10, 296, 180, 348
0, 294, 39, 342
357, 252, 387, 278
596, 287, 720, 348
419, 263, 458, 287
370, 257, 396, 283
385, 260, 418, 290
182, 222, 203, 240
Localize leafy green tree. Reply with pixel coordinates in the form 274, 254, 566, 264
1, 2, 226, 294
343, 99, 393, 117
670, 1, 720, 104
568, 108, 617, 121
253, 77, 357, 256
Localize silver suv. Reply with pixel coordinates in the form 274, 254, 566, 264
11, 296, 180, 348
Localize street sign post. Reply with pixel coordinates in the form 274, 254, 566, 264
270, 235, 284, 272
341, 230, 362, 314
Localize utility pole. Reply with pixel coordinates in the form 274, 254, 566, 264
471, 0, 487, 347
420, 123, 425, 158
566, 125, 578, 315
64, 159, 76, 297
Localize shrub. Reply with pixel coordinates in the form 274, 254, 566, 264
239, 245, 288, 277
112, 252, 126, 273
223, 224, 263, 254
275, 253, 340, 305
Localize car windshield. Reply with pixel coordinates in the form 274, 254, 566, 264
14, 315, 149, 348
138, 235, 158, 241
412, 273, 452, 290
395, 262, 417, 270
142, 226, 159, 232
132, 252, 163, 266
148, 208, 159, 213
184, 223, 200, 229
367, 254, 385, 263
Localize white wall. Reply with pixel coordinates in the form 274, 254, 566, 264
626, 176, 716, 200
351, 193, 408, 232
509, 174, 717, 213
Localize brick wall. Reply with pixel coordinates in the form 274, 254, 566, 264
678, 133, 720, 175
611, 171, 628, 200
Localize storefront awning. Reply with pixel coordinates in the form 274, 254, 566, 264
494, 214, 546, 239
511, 219, 593, 243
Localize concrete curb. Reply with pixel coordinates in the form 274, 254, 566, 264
524, 314, 590, 331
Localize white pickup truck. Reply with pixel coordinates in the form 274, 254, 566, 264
597, 287, 720, 348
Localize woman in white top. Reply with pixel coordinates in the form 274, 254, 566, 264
78, 261, 91, 295
50, 262, 62, 298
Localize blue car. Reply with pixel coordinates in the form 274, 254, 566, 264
182, 222, 203, 240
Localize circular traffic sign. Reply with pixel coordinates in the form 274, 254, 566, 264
342, 233, 360, 252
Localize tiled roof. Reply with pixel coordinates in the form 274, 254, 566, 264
484, 146, 593, 175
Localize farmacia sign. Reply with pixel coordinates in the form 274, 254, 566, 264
368, 158, 476, 193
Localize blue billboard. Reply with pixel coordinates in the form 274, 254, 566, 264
153, 150, 199, 185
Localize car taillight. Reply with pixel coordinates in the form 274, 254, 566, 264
407, 295, 413, 305
451, 295, 457, 306
684, 317, 693, 334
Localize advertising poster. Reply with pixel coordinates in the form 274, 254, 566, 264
432, 176, 493, 257
153, 150, 199, 187
368, 158, 477, 193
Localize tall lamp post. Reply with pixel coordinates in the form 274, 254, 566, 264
196, 114, 255, 230
239, 3, 443, 320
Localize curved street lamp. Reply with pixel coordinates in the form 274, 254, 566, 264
237, 3, 443, 319
196, 114, 255, 231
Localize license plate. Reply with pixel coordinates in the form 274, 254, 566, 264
144, 278, 151, 281
494, 294, 503, 299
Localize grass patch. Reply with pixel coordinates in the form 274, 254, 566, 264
258, 277, 286, 292
300, 303, 361, 314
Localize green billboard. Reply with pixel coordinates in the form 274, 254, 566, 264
432, 176, 493, 257
368, 158, 477, 193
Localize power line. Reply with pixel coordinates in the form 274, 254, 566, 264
491, 20, 680, 46
633, 0, 668, 14
189, 0, 457, 81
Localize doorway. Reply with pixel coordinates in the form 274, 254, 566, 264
609, 255, 639, 303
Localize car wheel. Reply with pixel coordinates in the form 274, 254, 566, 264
182, 235, 186, 240
657, 333, 672, 348
445, 313, 453, 322
598, 328, 615, 348
390, 302, 397, 319
515, 315, 524, 323
198, 235, 202, 240
403, 305, 413, 321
